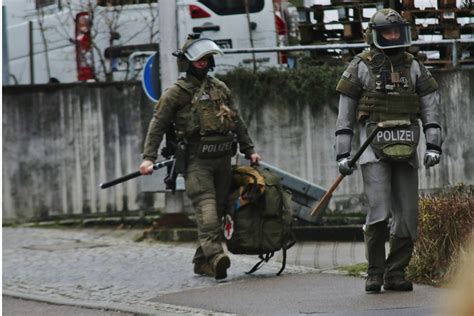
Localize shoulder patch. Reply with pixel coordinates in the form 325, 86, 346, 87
174, 80, 194, 95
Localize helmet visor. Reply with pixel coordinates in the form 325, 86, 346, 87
373, 24, 411, 49
184, 39, 223, 61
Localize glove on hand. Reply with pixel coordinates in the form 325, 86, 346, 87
424, 150, 441, 169
337, 157, 357, 176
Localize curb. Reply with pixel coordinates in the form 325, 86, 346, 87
3, 290, 234, 316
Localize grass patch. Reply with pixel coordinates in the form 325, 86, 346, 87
337, 262, 368, 277
407, 184, 473, 286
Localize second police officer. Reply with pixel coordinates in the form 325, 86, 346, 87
335, 9, 443, 292
139, 35, 261, 280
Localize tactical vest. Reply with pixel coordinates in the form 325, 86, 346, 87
357, 50, 421, 161
174, 76, 236, 158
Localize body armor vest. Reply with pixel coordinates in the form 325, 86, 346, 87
358, 50, 421, 161
174, 77, 236, 158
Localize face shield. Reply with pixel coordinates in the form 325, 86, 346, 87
183, 39, 223, 61
372, 23, 411, 49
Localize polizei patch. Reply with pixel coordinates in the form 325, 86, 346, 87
376, 129, 415, 142
200, 141, 233, 154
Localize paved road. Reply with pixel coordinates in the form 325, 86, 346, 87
3, 227, 448, 315
3, 296, 134, 316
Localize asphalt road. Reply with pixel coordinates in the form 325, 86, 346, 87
2, 296, 135, 316
3, 227, 449, 315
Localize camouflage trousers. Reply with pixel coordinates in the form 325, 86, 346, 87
184, 154, 232, 263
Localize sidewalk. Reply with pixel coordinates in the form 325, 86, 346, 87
3, 227, 447, 315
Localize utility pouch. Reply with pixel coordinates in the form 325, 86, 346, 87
175, 141, 188, 174
197, 133, 234, 159
367, 121, 420, 162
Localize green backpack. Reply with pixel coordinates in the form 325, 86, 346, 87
224, 165, 296, 275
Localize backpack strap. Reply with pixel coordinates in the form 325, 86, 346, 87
191, 78, 208, 107
245, 249, 289, 276
245, 253, 274, 275
277, 247, 287, 276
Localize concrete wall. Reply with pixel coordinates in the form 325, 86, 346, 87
2, 82, 156, 222
3, 70, 473, 222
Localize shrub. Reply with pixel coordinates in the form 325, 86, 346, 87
216, 64, 344, 112
407, 184, 474, 286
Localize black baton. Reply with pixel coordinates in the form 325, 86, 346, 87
99, 158, 175, 189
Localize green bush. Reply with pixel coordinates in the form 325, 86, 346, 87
407, 184, 474, 286
216, 64, 344, 112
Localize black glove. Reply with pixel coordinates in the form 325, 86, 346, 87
424, 150, 441, 169
337, 157, 357, 176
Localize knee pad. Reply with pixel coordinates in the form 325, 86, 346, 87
196, 199, 219, 228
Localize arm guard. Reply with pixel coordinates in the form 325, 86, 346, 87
420, 89, 443, 151
335, 94, 358, 160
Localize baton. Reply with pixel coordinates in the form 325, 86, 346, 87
99, 158, 175, 189
310, 120, 410, 217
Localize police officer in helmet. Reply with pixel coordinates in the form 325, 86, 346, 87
335, 9, 443, 292
139, 35, 261, 280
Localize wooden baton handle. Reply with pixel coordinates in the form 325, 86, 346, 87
310, 174, 344, 217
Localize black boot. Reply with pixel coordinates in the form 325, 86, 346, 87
365, 274, 383, 292
364, 221, 388, 292
384, 236, 414, 291
384, 275, 413, 291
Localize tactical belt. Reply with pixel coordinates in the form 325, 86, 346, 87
195, 133, 235, 159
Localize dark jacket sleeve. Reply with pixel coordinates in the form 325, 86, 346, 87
142, 85, 183, 161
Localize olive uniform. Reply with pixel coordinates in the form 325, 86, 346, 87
335, 9, 443, 292
142, 73, 256, 277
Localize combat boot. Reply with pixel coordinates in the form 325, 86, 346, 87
384, 236, 414, 291
384, 275, 413, 291
365, 274, 383, 292
193, 259, 214, 277
364, 221, 388, 292
210, 253, 231, 280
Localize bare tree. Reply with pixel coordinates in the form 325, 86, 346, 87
57, 0, 159, 81
36, 6, 52, 81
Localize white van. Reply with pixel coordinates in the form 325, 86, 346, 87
176, 0, 288, 73
4, 0, 292, 85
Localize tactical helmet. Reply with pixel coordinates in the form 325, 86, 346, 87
365, 9, 411, 49
172, 34, 223, 72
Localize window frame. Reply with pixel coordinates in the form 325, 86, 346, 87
198, 0, 264, 16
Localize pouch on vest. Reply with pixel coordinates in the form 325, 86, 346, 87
198, 90, 235, 135
367, 121, 420, 161
196, 133, 234, 159
224, 165, 296, 275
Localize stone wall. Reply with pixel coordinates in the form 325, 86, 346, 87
3, 70, 473, 222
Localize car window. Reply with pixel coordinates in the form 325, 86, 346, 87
97, 0, 157, 6
198, 0, 264, 15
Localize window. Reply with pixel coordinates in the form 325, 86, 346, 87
35, 0, 56, 9
97, 0, 157, 6
198, 0, 264, 15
